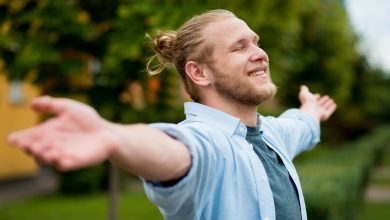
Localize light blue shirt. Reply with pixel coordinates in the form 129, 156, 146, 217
143, 102, 320, 220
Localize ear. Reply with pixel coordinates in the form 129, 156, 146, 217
185, 61, 211, 87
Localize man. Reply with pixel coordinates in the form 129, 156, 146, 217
8, 9, 336, 220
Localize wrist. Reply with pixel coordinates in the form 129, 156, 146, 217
299, 104, 321, 123
100, 121, 123, 159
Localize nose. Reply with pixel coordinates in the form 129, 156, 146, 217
249, 45, 268, 62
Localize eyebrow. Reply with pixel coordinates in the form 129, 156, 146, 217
230, 34, 260, 47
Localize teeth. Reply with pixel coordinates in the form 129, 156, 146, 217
249, 70, 265, 77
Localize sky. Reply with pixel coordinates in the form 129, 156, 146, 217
345, 0, 390, 73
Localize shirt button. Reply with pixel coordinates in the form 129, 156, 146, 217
239, 127, 245, 134
264, 217, 270, 220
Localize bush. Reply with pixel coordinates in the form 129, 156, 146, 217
297, 126, 390, 220
58, 163, 108, 194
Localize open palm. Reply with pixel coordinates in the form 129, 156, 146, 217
8, 96, 115, 171
298, 85, 337, 122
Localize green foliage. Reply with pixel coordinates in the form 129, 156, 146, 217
58, 164, 108, 194
296, 126, 390, 220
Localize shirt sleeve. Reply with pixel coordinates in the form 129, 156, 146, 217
141, 122, 219, 218
276, 108, 321, 158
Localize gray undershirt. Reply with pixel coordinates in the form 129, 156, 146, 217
246, 126, 301, 220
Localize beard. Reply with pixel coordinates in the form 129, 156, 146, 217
209, 63, 277, 106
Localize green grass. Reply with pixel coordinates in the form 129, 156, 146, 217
370, 176, 390, 186
381, 151, 390, 166
0, 189, 162, 220
359, 201, 390, 220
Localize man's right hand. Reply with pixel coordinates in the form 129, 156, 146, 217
8, 96, 118, 171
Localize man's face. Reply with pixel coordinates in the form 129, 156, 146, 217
201, 17, 277, 106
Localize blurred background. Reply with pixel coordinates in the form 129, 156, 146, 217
0, 0, 389, 219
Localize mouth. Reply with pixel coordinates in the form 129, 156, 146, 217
248, 65, 268, 77
248, 62, 268, 77
248, 69, 266, 77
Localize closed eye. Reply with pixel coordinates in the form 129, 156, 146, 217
233, 46, 244, 51
232, 43, 247, 52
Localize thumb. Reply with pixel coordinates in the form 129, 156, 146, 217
299, 85, 310, 102
31, 96, 69, 115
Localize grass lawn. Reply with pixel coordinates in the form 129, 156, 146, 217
359, 201, 390, 220
0, 189, 162, 220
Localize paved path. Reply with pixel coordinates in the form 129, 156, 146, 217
0, 169, 58, 207
365, 166, 390, 202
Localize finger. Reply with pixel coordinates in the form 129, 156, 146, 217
8, 129, 40, 150
28, 135, 58, 156
299, 85, 313, 103
324, 102, 337, 115
8, 119, 59, 148
8, 132, 28, 149
37, 146, 61, 166
31, 96, 74, 115
319, 96, 335, 109
300, 85, 308, 91
16, 131, 57, 162
33, 135, 73, 168
29, 142, 49, 156
323, 100, 336, 111
318, 97, 336, 112
299, 85, 310, 96
55, 155, 84, 172
56, 158, 75, 171
321, 103, 337, 121
317, 95, 331, 104
31, 134, 75, 167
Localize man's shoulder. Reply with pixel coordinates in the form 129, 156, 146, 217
179, 118, 226, 137
260, 109, 311, 128
151, 119, 222, 140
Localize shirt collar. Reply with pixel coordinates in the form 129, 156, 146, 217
184, 102, 262, 137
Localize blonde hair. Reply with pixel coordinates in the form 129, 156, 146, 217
147, 9, 236, 102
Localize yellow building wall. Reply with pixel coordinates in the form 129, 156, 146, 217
0, 74, 39, 180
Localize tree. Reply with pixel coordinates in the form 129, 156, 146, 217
1, 0, 388, 144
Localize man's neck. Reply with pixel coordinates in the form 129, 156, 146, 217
201, 97, 258, 127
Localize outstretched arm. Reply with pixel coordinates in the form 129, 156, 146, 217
7, 96, 191, 182
298, 85, 337, 123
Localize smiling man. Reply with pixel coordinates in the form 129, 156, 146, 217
9, 9, 336, 220
201, 16, 276, 108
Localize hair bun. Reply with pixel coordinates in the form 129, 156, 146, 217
154, 31, 177, 64
146, 31, 177, 75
